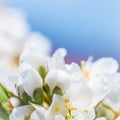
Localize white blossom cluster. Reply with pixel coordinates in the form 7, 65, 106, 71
0, 5, 120, 120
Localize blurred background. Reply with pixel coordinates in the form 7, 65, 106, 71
5, 0, 120, 63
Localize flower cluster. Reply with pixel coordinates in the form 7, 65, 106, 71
0, 5, 120, 120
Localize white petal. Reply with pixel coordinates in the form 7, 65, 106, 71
0, 70, 19, 95
95, 117, 107, 120
73, 113, 84, 120
92, 57, 119, 73
9, 97, 21, 107
55, 115, 65, 120
9, 105, 34, 120
48, 94, 67, 117
0, 8, 29, 39
20, 44, 48, 69
30, 108, 47, 120
25, 32, 52, 55
45, 69, 70, 93
52, 48, 67, 68
69, 85, 94, 107
82, 106, 95, 120
103, 73, 120, 104
116, 116, 120, 120
19, 67, 42, 97
18, 62, 33, 74
64, 62, 81, 74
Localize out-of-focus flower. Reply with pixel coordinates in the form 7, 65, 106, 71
0, 5, 52, 120
0, 7, 52, 71
0, 5, 52, 92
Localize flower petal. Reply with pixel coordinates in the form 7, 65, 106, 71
9, 105, 34, 120
52, 48, 67, 68
18, 67, 42, 97
45, 69, 70, 94
92, 57, 119, 73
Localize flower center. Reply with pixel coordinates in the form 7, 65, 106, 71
64, 99, 77, 120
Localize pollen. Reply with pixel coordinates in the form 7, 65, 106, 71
64, 99, 70, 103
84, 109, 89, 113
82, 70, 90, 79
66, 105, 77, 111
71, 107, 77, 111
12, 56, 19, 68
55, 107, 60, 113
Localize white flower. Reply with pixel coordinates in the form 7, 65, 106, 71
80, 57, 120, 119
79, 57, 119, 97
0, 5, 52, 70
47, 80, 109, 120
17, 62, 71, 105
103, 73, 120, 111
80, 57, 119, 84
15, 45, 111, 120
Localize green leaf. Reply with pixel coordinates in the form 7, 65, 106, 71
33, 88, 43, 105
0, 84, 10, 103
38, 66, 47, 81
22, 92, 32, 104
0, 103, 9, 120
52, 86, 63, 96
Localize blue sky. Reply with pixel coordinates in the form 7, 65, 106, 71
5, 0, 120, 63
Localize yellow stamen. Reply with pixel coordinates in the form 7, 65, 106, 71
66, 105, 77, 111
55, 107, 60, 113
82, 70, 90, 79
64, 99, 70, 103
71, 107, 77, 111
12, 56, 19, 68
84, 109, 89, 113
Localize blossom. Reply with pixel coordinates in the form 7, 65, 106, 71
16, 48, 70, 105
0, 8, 119, 119
79, 57, 120, 119
9, 44, 110, 120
